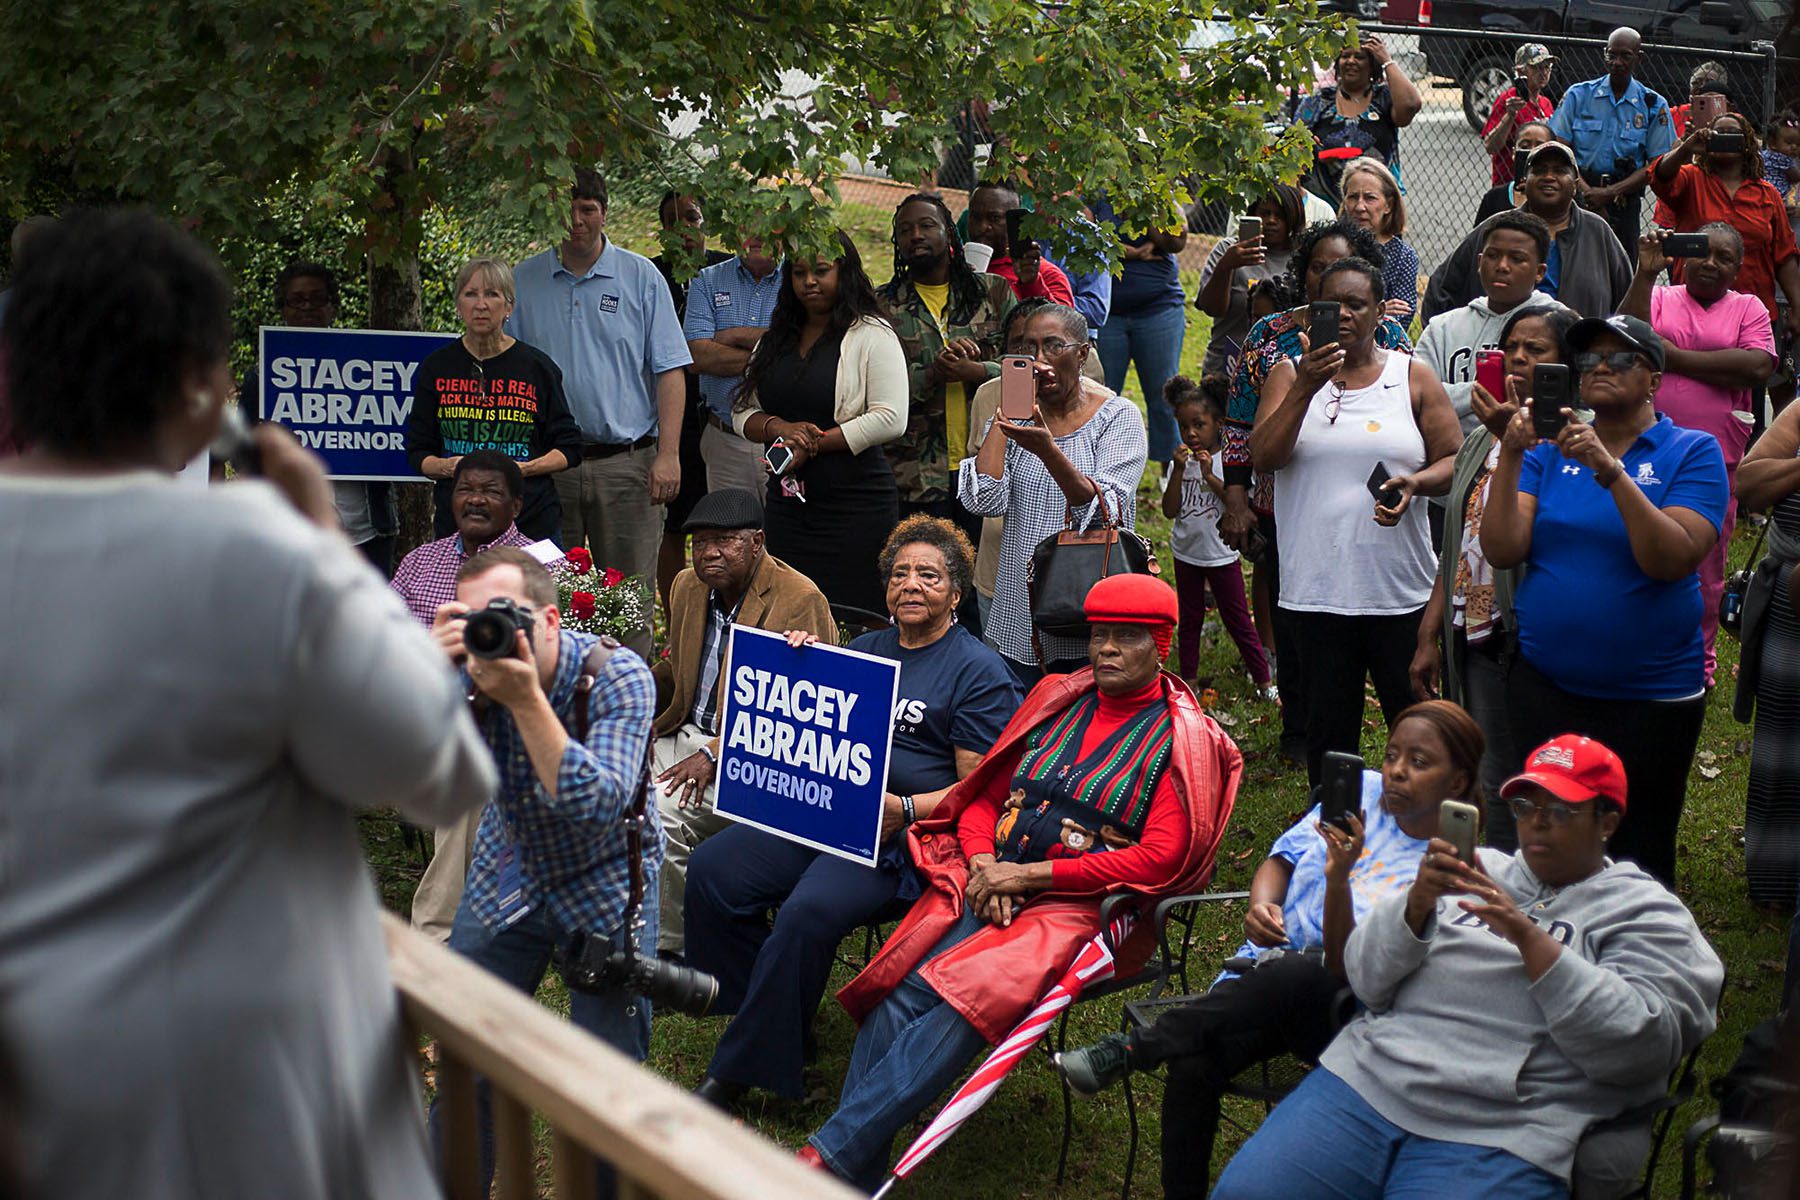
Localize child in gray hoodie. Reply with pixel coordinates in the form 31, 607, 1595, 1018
1214, 734, 1723, 1199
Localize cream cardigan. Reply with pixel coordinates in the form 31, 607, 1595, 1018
730, 316, 909, 456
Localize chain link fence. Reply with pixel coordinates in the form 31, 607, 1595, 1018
1327, 24, 1792, 279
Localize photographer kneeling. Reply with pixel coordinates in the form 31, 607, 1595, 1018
428, 546, 695, 1191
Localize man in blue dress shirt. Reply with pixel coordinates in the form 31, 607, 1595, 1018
683, 239, 785, 505
1550, 27, 1675, 269
507, 168, 692, 656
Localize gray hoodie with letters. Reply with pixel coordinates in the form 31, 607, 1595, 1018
1320, 849, 1722, 1183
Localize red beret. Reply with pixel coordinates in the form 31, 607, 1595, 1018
1084, 573, 1178, 628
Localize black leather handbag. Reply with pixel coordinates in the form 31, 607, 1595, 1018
1026, 480, 1159, 652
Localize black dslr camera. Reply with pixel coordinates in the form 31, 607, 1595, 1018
559, 933, 719, 1018
463, 598, 535, 660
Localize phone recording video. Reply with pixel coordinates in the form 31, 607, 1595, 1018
1307, 301, 1341, 351
1531, 363, 1572, 440
1319, 752, 1364, 832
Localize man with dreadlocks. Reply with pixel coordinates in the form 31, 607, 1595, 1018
880, 194, 1017, 576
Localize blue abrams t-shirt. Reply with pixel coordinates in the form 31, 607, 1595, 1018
1514, 415, 1727, 700
849, 624, 1023, 794
1228, 771, 1429, 970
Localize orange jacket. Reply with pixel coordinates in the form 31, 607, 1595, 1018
837, 667, 1241, 1045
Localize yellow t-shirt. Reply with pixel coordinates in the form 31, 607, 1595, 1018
914, 282, 968, 469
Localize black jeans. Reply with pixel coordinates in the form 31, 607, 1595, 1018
1258, 511, 1309, 749
1288, 608, 1424, 786
1131, 953, 1347, 1200
1504, 651, 1706, 888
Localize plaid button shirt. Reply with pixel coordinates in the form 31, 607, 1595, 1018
687, 591, 742, 735
390, 523, 536, 627
464, 629, 663, 937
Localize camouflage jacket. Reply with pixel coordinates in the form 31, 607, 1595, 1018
878, 271, 1016, 503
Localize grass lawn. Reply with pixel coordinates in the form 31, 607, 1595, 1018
358, 196, 1787, 1197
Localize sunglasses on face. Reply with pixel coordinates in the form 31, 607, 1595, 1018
1507, 795, 1587, 825
1575, 351, 1649, 374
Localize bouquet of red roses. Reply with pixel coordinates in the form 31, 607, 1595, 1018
555, 546, 652, 642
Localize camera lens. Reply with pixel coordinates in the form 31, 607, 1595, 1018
463, 609, 517, 659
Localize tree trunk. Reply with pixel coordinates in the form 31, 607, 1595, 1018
366, 141, 435, 559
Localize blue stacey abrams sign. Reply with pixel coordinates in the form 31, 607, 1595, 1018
714, 626, 899, 866
257, 326, 455, 480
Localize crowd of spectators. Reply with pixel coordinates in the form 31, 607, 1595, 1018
8, 19, 1800, 1197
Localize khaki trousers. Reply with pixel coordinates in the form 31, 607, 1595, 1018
554, 446, 662, 660
652, 722, 730, 955
409, 806, 483, 943
699, 420, 767, 505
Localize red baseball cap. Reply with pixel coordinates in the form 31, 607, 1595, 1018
1500, 735, 1628, 812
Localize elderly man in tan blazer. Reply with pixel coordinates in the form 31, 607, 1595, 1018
651, 487, 837, 956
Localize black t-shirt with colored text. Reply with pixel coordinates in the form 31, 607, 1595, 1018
408, 339, 583, 542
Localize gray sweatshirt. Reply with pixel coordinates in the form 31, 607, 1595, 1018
1320, 849, 1722, 1183
1422, 207, 1632, 325
1416, 292, 1569, 434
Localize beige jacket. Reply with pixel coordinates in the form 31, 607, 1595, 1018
731, 316, 910, 455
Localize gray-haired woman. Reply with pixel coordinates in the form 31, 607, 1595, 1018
407, 256, 583, 541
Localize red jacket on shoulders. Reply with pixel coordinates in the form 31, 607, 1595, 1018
837, 667, 1241, 1045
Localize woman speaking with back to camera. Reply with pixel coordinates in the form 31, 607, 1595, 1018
0, 209, 494, 1199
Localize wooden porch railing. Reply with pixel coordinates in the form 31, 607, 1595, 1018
382, 913, 861, 1200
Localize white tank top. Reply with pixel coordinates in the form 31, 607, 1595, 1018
1273, 350, 1435, 616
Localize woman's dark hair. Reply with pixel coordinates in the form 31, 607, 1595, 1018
273, 260, 337, 304
1317, 257, 1386, 305
1700, 111, 1763, 180
1282, 219, 1385, 302
1000, 296, 1054, 348
734, 231, 888, 411
877, 513, 976, 601
1164, 373, 1228, 422
1497, 304, 1578, 361
1479, 210, 1552, 264
1254, 184, 1306, 243
881, 192, 989, 325
1390, 700, 1485, 800
3, 209, 232, 459
1248, 275, 1297, 314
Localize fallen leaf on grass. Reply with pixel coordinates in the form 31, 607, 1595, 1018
1697, 765, 1721, 781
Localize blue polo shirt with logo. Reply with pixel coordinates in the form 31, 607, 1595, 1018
1548, 75, 1675, 178
680, 256, 786, 423
1514, 415, 1726, 700
507, 239, 692, 443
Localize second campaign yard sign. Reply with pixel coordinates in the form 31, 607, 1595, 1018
713, 626, 900, 866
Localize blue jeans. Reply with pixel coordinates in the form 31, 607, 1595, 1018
687, 823, 904, 1098
808, 910, 991, 1191
1212, 1067, 1568, 1199
1096, 301, 1185, 464
429, 899, 655, 1194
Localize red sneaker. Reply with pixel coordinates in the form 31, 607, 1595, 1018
796, 1145, 827, 1171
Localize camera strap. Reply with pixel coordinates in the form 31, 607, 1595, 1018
571, 637, 654, 941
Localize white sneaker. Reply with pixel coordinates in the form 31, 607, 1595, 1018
1260, 683, 1280, 703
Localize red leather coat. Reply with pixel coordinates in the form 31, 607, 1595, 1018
837, 668, 1241, 1045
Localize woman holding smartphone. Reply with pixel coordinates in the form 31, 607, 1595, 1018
1411, 305, 1576, 849
1480, 315, 1727, 887
733, 233, 908, 612
1251, 259, 1462, 785
1214, 734, 1722, 1200
1195, 186, 1306, 377
1055, 701, 1483, 1200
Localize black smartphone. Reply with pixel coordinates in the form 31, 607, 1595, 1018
1513, 147, 1530, 179
1366, 461, 1393, 504
1532, 363, 1572, 439
1005, 207, 1034, 262
1513, 74, 1530, 98
1709, 131, 1745, 157
1662, 232, 1711, 258
1307, 300, 1340, 350
1319, 752, 1364, 832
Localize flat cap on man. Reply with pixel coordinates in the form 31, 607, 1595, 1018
682, 488, 764, 533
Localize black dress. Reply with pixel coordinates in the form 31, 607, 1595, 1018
759, 331, 898, 613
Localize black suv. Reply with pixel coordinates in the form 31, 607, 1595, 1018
1392, 0, 1797, 129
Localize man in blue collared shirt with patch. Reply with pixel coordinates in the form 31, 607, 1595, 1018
683, 239, 784, 506
427, 544, 661, 1192
1549, 27, 1675, 270
508, 168, 692, 658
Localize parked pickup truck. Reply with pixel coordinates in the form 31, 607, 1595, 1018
1379, 0, 1796, 130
